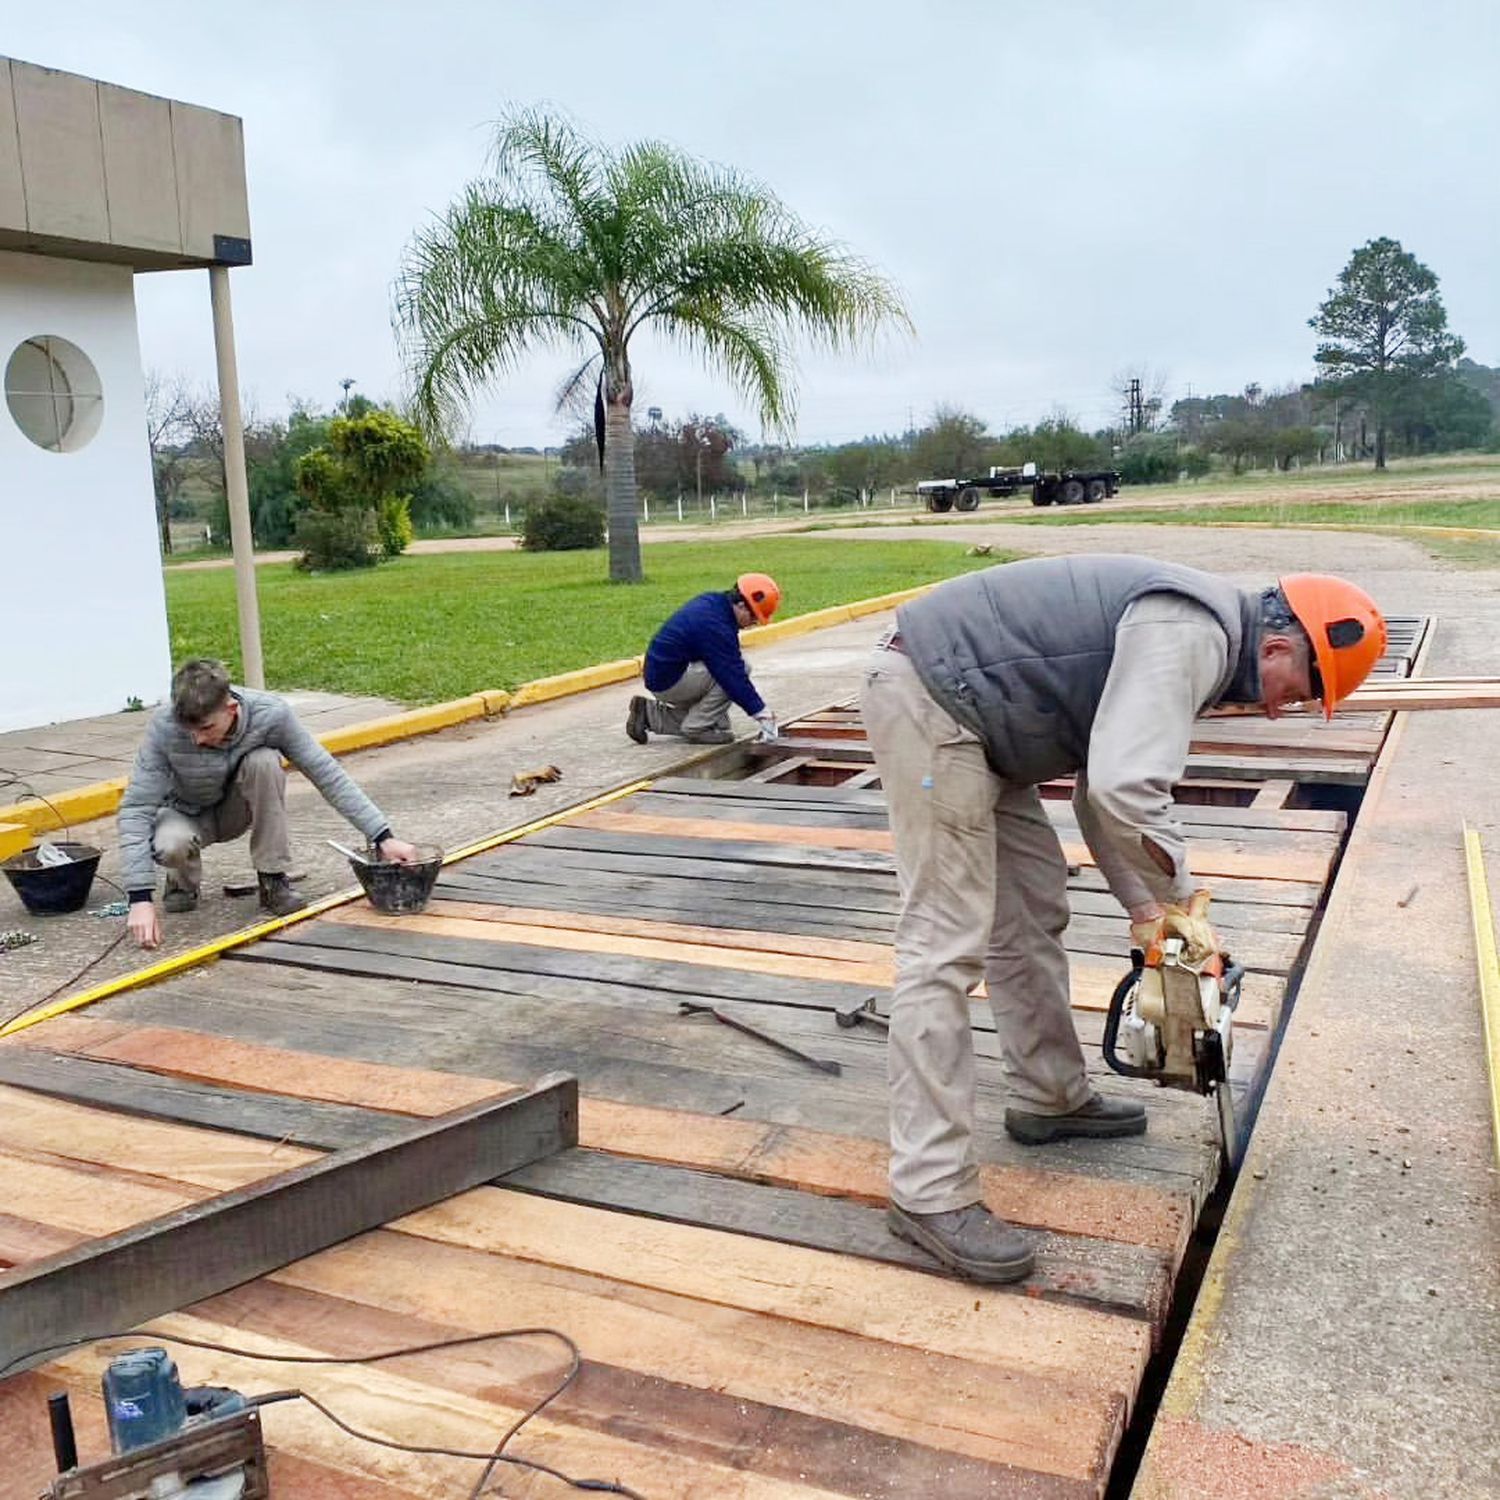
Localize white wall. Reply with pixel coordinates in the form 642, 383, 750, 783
0, 249, 172, 732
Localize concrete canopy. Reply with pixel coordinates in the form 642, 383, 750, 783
0, 57, 251, 271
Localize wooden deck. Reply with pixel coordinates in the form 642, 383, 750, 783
0, 621, 1426, 1498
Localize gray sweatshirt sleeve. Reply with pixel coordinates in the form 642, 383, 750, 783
269, 702, 391, 843
117, 710, 177, 894
1083, 593, 1229, 911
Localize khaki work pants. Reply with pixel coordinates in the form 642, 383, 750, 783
152, 747, 294, 895
645, 663, 733, 738
862, 648, 1090, 1214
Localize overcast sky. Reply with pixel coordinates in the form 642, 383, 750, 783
8, 1, 1497, 446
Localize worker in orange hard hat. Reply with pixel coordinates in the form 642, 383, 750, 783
862, 556, 1385, 1284
1278, 573, 1388, 718
627, 574, 783, 746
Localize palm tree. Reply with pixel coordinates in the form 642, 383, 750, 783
396, 109, 909, 582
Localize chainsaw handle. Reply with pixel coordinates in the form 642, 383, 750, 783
1101, 963, 1159, 1080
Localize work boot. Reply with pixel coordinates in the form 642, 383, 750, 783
162, 881, 199, 914
683, 728, 735, 745
887, 1202, 1035, 1283
1005, 1091, 1148, 1145
626, 696, 650, 744
257, 872, 308, 918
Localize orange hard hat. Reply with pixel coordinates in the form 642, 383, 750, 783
736, 572, 781, 625
1279, 574, 1387, 718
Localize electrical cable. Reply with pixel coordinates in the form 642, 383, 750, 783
1, 1325, 648, 1499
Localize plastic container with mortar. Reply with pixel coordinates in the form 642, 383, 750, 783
348, 843, 444, 914
2, 842, 102, 915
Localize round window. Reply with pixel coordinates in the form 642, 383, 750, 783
5, 336, 104, 452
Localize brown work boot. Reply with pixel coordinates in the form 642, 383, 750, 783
887, 1202, 1035, 1283
626, 696, 650, 744
257, 872, 308, 918
162, 880, 199, 914
1005, 1091, 1148, 1145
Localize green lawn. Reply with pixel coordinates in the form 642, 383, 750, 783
166, 538, 1007, 703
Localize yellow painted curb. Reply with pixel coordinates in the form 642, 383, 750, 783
507, 657, 643, 709
0, 580, 938, 837
1463, 824, 1500, 1169
0, 822, 30, 862
317, 691, 509, 755
0, 777, 651, 1039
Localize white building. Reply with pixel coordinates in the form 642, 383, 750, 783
0, 58, 252, 733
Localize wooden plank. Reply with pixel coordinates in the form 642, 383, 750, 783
1250, 780, 1296, 810
742, 753, 816, 782
123, 973, 1221, 1197
5, 1017, 1194, 1254
0, 1077, 577, 1376
0, 1049, 396, 1151
398, 1187, 1154, 1393
332, 898, 1304, 978
564, 811, 1337, 885
648, 779, 1348, 834
503, 1149, 1172, 1326
272, 1228, 1126, 1485
181, 1278, 1096, 1500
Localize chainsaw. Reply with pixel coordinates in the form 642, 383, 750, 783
1102, 916, 1245, 1166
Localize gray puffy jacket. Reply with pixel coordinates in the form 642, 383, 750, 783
118, 688, 389, 892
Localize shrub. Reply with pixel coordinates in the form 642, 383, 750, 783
294, 507, 379, 571
521, 495, 606, 551
377, 495, 414, 558
1177, 446, 1213, 480
1116, 434, 1182, 485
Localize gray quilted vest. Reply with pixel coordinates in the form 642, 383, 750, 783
896, 554, 1256, 785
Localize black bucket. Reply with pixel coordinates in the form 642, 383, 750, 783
349, 843, 444, 915
2, 843, 103, 916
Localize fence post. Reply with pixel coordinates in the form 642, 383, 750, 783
676, 493, 683, 522
773, 491, 779, 514
710, 494, 717, 520
803, 490, 809, 513
741, 492, 748, 518
890, 486, 896, 506
504, 502, 511, 529
643, 494, 650, 523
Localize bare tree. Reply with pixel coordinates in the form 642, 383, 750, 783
143, 371, 195, 555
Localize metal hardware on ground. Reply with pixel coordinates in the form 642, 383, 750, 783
678, 1000, 843, 1074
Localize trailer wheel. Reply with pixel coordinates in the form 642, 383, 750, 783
1031, 489, 1051, 507
926, 495, 954, 513
955, 486, 982, 512
1085, 479, 1107, 503
1061, 479, 1086, 505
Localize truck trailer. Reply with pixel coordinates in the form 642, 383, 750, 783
916, 462, 1121, 511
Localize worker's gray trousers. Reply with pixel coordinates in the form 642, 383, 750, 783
152, 747, 294, 894
645, 663, 733, 738
861, 648, 1090, 1214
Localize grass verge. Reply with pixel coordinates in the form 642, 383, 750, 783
166, 537, 1007, 702
1000, 496, 1500, 528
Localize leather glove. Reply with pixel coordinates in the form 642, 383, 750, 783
1131, 890, 1219, 964
754, 710, 779, 743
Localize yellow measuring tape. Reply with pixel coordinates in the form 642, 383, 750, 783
1462, 824, 1500, 1169
0, 777, 653, 1041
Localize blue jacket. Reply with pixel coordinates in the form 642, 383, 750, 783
644, 591, 765, 716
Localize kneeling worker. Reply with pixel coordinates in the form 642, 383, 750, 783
627, 573, 782, 746
863, 556, 1385, 1282
120, 658, 421, 950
